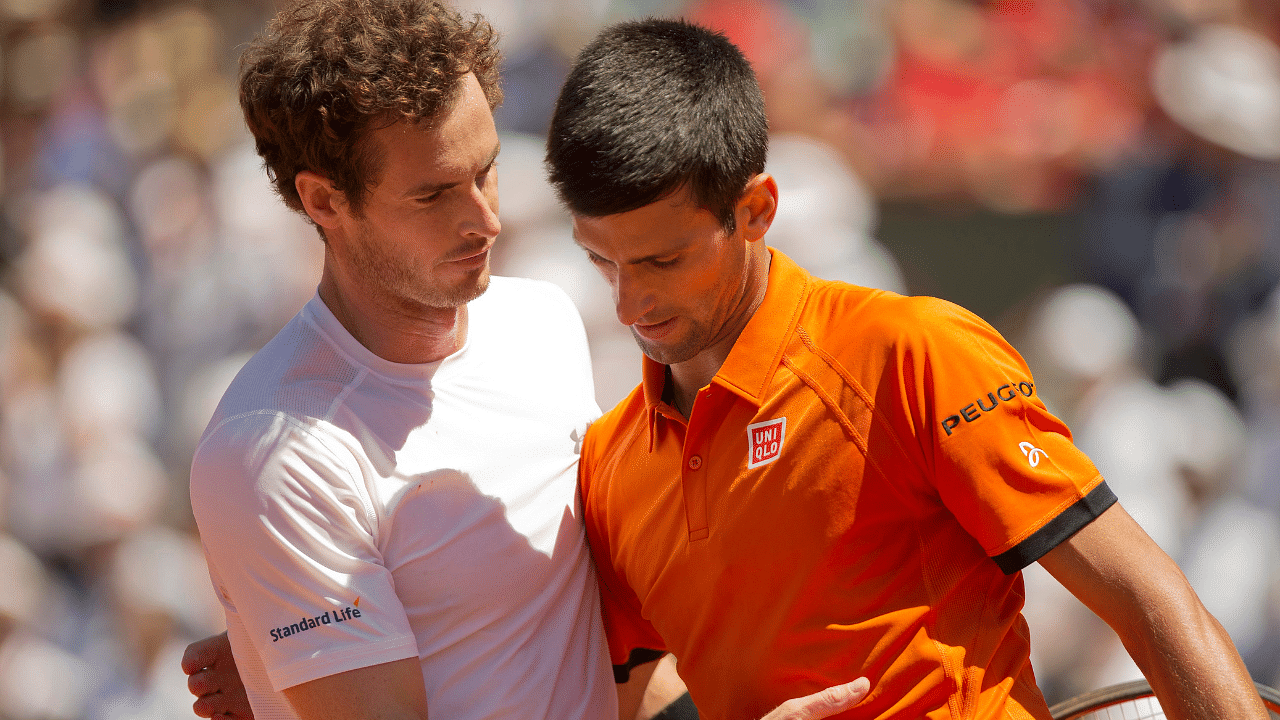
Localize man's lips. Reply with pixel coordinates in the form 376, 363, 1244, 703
632, 317, 676, 341
446, 245, 491, 267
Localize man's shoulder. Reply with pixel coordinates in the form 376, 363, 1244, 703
192, 394, 353, 476
480, 275, 581, 319
195, 309, 361, 457
474, 276, 591, 351
582, 385, 648, 459
193, 406, 318, 469
188, 404, 359, 534
799, 280, 989, 357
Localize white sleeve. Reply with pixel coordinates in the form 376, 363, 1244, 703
190, 410, 418, 691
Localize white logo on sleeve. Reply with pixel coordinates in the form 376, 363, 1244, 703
1019, 441, 1047, 467
747, 417, 786, 468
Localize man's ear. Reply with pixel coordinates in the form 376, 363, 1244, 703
737, 173, 778, 243
295, 171, 348, 232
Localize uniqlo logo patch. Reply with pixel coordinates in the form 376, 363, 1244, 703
746, 417, 786, 468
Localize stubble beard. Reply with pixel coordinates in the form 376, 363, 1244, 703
417, 265, 490, 308
630, 319, 711, 367
349, 223, 491, 309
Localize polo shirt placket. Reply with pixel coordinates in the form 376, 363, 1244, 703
658, 257, 809, 545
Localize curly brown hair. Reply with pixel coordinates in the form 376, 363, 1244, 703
239, 0, 502, 217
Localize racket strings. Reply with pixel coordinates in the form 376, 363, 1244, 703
1072, 696, 1163, 719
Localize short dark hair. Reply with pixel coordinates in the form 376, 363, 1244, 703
240, 0, 502, 216
545, 18, 768, 232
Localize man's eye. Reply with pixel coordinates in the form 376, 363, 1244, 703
649, 257, 679, 269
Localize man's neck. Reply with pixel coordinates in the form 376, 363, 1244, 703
317, 263, 467, 365
667, 358, 718, 418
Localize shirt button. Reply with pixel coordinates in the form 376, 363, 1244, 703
688, 455, 703, 470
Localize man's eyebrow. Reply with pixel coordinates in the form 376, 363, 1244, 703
480, 141, 501, 172
400, 141, 501, 199
627, 250, 681, 265
572, 235, 680, 265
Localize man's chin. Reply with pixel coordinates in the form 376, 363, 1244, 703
434, 269, 491, 308
631, 329, 700, 366
458, 270, 491, 303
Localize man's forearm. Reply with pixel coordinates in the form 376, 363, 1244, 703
1040, 504, 1268, 720
1114, 584, 1267, 720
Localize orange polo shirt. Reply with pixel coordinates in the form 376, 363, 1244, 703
579, 249, 1111, 720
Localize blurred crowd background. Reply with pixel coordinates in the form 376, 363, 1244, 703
0, 0, 1278, 717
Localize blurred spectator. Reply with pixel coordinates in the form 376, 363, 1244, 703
1233, 288, 1280, 509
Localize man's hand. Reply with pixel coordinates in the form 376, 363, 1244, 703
759, 678, 871, 720
181, 632, 253, 720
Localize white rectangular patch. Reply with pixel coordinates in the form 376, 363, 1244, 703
746, 417, 786, 468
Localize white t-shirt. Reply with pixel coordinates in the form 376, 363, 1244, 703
190, 277, 617, 720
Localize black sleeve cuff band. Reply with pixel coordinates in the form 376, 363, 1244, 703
652, 692, 699, 720
993, 480, 1117, 575
613, 647, 666, 683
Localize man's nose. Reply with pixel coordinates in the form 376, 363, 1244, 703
461, 183, 501, 239
613, 270, 655, 327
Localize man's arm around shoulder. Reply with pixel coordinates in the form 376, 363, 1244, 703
182, 632, 427, 720
282, 657, 429, 720
1039, 502, 1268, 719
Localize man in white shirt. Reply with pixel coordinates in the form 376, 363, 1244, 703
183, 2, 618, 718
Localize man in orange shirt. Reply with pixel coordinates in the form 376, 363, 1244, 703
546, 18, 1268, 720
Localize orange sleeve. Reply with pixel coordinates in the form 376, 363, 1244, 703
578, 423, 667, 677
898, 297, 1112, 572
